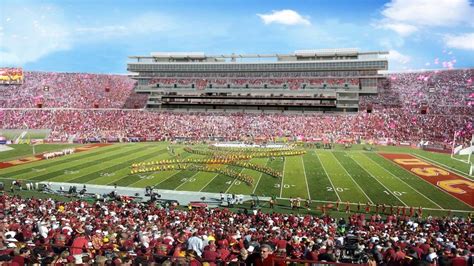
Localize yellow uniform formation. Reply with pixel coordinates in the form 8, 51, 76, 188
130, 163, 254, 185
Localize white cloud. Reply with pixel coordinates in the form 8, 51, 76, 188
387, 50, 411, 65
444, 33, 474, 50
257, 10, 311, 26
377, 0, 474, 36
378, 22, 418, 37
0, 1, 172, 66
0, 4, 71, 66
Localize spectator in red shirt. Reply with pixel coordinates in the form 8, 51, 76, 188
70, 228, 89, 263
451, 249, 467, 266
11, 247, 30, 265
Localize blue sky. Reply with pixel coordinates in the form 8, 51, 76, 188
0, 0, 473, 73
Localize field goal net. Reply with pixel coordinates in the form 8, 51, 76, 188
451, 132, 473, 176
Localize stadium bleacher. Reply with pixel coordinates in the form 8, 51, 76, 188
0, 194, 472, 265
0, 68, 473, 265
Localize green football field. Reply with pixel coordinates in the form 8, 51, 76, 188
0, 142, 472, 213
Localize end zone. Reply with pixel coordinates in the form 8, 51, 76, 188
380, 153, 474, 207
0, 144, 111, 170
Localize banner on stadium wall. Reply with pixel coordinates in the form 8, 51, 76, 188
0, 136, 6, 145
0, 67, 23, 84
399, 141, 411, 146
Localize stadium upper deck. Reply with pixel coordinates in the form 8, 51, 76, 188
128, 49, 388, 112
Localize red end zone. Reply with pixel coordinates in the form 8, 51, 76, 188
0, 144, 111, 169
380, 153, 474, 207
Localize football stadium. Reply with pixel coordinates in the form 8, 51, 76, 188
0, 1, 473, 265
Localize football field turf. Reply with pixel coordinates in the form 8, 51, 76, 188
0, 142, 472, 213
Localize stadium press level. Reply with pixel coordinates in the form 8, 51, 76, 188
127, 49, 388, 112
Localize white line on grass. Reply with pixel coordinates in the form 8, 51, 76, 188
130, 170, 180, 188
315, 152, 341, 202
381, 154, 473, 209
330, 152, 374, 204
224, 167, 246, 194
365, 154, 443, 209
351, 154, 408, 207
174, 172, 200, 191
251, 159, 269, 195
413, 154, 472, 179
301, 156, 311, 200
274, 196, 472, 213
252, 172, 265, 195
279, 157, 286, 198
199, 173, 220, 192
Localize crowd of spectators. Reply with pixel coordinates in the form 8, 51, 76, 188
0, 69, 472, 144
0, 109, 472, 144
0, 194, 472, 265
0, 72, 143, 109
360, 69, 473, 116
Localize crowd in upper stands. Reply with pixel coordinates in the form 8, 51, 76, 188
0, 72, 141, 109
0, 69, 472, 144
360, 69, 473, 116
0, 194, 472, 265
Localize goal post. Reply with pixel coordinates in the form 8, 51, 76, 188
451, 131, 473, 176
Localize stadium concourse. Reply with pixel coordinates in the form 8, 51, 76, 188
0, 69, 473, 265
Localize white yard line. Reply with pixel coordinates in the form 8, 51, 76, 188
279, 157, 286, 198
129, 170, 180, 188
330, 152, 374, 204
301, 156, 311, 200
365, 154, 444, 209
248, 159, 269, 195
251, 172, 265, 195
224, 168, 246, 194
352, 155, 408, 207
315, 152, 341, 202
174, 172, 200, 191
199, 173, 220, 192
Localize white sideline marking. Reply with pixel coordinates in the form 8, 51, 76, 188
275, 196, 471, 213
